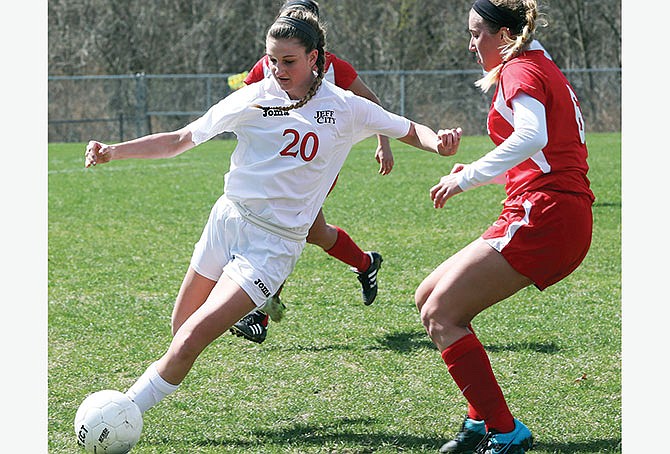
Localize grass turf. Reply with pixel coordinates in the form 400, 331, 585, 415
48, 133, 620, 453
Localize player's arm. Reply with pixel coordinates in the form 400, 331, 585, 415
398, 123, 462, 156
347, 76, 394, 175
347, 76, 382, 107
85, 127, 195, 168
453, 92, 547, 191
430, 93, 547, 209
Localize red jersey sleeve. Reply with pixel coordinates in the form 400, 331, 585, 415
326, 53, 358, 89
244, 56, 268, 85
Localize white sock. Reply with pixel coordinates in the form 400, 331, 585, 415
125, 362, 179, 413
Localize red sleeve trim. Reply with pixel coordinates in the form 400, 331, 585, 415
244, 56, 268, 85
327, 53, 358, 89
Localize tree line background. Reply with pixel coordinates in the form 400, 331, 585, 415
47, 0, 621, 139
49, 0, 620, 75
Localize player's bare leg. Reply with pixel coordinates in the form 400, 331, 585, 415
158, 274, 255, 384
306, 208, 337, 249
415, 237, 531, 351
171, 266, 217, 335
415, 238, 534, 453
127, 274, 255, 412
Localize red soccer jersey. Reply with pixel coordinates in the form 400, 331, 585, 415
488, 45, 594, 201
244, 52, 359, 89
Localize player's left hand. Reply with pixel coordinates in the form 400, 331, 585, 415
430, 166, 464, 208
375, 145, 394, 175
436, 127, 462, 156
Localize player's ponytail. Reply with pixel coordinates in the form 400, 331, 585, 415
473, 0, 546, 93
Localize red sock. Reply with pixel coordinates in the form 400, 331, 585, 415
464, 324, 484, 420
325, 226, 370, 272
467, 403, 484, 421
441, 333, 514, 433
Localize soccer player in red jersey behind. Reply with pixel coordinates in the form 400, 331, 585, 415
414, 1, 594, 453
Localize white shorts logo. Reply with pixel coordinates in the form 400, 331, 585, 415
254, 278, 272, 298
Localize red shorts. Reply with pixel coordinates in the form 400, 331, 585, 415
482, 190, 593, 290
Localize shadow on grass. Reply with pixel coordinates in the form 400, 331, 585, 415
191, 416, 441, 451
159, 418, 621, 453
484, 341, 561, 354
374, 330, 435, 352
262, 330, 560, 355
276, 343, 360, 353
262, 330, 435, 353
374, 330, 561, 355
534, 438, 622, 453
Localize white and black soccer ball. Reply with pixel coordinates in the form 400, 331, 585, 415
74, 390, 143, 454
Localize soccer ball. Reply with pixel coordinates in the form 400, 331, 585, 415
74, 390, 143, 454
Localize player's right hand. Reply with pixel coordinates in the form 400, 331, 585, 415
85, 140, 112, 168
436, 127, 462, 156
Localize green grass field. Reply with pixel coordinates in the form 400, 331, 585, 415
48, 133, 621, 453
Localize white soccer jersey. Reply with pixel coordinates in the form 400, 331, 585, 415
187, 77, 411, 235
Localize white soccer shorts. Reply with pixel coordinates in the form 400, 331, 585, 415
190, 196, 305, 306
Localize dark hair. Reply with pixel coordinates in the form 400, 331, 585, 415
265, 8, 326, 111
280, 0, 319, 18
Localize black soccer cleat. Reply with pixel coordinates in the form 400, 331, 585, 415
439, 416, 487, 453
352, 251, 383, 306
230, 310, 269, 344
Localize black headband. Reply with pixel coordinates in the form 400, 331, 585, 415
282, 0, 319, 18
275, 16, 319, 47
472, 0, 524, 33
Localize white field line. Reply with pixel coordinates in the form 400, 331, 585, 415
48, 161, 195, 175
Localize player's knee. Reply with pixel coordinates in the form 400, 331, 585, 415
414, 280, 433, 312
305, 232, 318, 245
419, 300, 439, 333
419, 299, 459, 341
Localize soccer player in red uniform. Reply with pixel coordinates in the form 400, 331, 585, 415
231, 0, 395, 344
415, 1, 594, 453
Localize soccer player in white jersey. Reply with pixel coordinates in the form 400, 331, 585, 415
413, 1, 595, 453
83, 8, 462, 445
231, 0, 395, 345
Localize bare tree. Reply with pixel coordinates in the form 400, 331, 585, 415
49, 0, 620, 76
